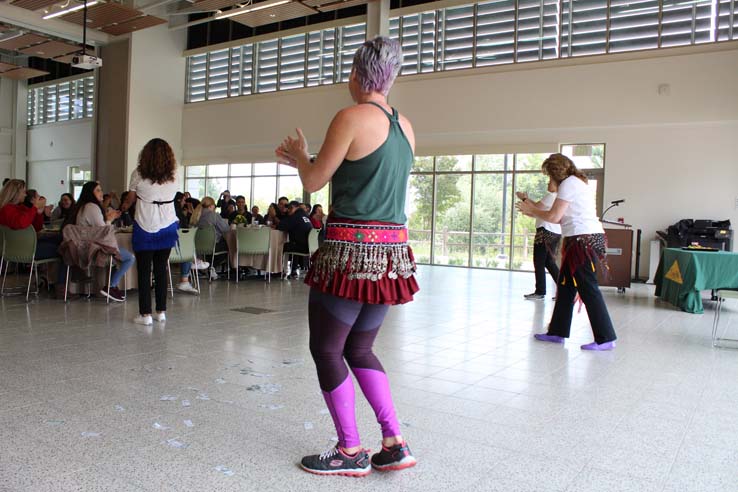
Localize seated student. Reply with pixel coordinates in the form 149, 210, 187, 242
217, 190, 236, 219
227, 195, 252, 224
171, 192, 205, 294
1, 181, 49, 233
174, 192, 188, 227
278, 200, 313, 278
114, 191, 135, 228
66, 181, 134, 303
23, 189, 53, 223
101, 193, 114, 214
183, 197, 200, 227
276, 196, 289, 220
0, 179, 64, 293
251, 205, 264, 225
309, 204, 325, 229
51, 193, 75, 222
190, 196, 229, 278
264, 203, 280, 226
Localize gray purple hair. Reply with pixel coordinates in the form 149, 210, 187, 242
351, 36, 403, 96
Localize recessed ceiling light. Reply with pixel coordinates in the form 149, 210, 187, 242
42, 0, 99, 20
269, 13, 276, 17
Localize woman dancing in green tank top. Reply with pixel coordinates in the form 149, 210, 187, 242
276, 36, 420, 477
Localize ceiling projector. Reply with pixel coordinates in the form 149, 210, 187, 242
72, 54, 103, 69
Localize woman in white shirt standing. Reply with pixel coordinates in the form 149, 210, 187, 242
517, 180, 561, 300
67, 181, 135, 302
123, 139, 180, 326
517, 153, 617, 351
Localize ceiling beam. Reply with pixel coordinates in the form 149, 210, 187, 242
0, 2, 112, 46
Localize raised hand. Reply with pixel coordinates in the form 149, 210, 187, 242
275, 128, 309, 168
516, 199, 535, 217
106, 208, 122, 223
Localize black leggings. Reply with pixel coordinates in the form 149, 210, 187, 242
135, 249, 170, 315
548, 259, 616, 344
533, 240, 560, 295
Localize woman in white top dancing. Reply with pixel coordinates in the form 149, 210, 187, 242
517, 153, 617, 350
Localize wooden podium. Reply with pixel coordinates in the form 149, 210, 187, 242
597, 221, 633, 292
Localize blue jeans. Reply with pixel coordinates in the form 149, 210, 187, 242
180, 262, 192, 278
111, 247, 135, 288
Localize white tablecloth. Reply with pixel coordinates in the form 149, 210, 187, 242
224, 227, 287, 273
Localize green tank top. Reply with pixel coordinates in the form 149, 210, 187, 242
331, 102, 414, 224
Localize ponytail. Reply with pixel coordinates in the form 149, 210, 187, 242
190, 204, 204, 227
190, 196, 215, 227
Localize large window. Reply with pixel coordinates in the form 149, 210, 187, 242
407, 145, 604, 271
185, 0, 737, 103
184, 163, 326, 211
27, 75, 94, 127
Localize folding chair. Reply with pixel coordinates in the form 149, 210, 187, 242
0, 226, 60, 302
167, 228, 200, 297
712, 289, 738, 348
283, 228, 320, 279
195, 225, 230, 282
236, 227, 272, 283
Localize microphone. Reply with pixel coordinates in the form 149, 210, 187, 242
602, 199, 626, 222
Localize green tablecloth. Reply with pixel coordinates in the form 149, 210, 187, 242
654, 248, 738, 313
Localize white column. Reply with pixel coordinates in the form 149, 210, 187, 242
366, 0, 391, 38
126, 25, 186, 187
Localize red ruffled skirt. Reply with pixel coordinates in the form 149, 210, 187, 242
305, 218, 419, 305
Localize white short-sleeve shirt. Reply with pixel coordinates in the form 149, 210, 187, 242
556, 176, 604, 237
535, 192, 562, 234
129, 169, 178, 233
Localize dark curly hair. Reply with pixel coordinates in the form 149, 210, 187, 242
138, 138, 176, 185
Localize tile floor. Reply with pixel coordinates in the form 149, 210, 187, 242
1, 266, 737, 491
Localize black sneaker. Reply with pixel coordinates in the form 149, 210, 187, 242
524, 292, 545, 300
300, 446, 371, 477
371, 441, 417, 471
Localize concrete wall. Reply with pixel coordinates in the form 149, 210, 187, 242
0, 77, 14, 180
96, 39, 130, 194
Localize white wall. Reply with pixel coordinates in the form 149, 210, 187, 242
27, 119, 93, 200
181, 43, 738, 276
127, 25, 186, 188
